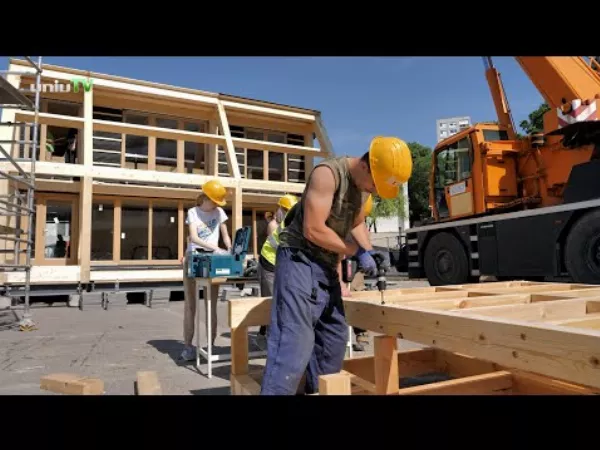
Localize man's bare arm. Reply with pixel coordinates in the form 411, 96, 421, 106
350, 221, 373, 251
303, 166, 358, 257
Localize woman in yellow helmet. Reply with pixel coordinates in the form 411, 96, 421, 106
255, 193, 299, 350
180, 179, 232, 362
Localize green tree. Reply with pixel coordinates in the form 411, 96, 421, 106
519, 102, 550, 134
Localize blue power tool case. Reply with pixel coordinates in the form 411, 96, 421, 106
186, 226, 251, 278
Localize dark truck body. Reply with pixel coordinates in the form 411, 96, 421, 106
399, 160, 600, 285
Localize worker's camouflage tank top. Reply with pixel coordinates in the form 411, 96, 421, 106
279, 157, 364, 270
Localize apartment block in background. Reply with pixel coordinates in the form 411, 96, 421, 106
436, 116, 471, 142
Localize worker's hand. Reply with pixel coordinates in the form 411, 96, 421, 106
214, 248, 230, 255
370, 250, 391, 270
355, 247, 378, 277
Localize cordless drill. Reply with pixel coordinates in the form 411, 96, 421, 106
371, 253, 387, 304
342, 253, 387, 304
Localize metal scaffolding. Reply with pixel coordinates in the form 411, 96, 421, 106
0, 57, 42, 331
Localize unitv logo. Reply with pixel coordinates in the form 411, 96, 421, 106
24, 77, 93, 94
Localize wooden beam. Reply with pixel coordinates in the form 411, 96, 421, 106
216, 101, 241, 179
314, 114, 334, 157
135, 371, 162, 395
78, 178, 93, 283
13, 62, 319, 123
231, 137, 320, 157
319, 371, 352, 395
230, 326, 249, 376
374, 335, 399, 395
397, 371, 513, 395
231, 186, 243, 234
343, 300, 600, 389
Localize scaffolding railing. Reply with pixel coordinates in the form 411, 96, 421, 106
0, 56, 42, 331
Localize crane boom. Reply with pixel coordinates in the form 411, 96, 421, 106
515, 57, 600, 111
483, 57, 517, 140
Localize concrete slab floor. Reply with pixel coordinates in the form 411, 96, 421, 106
0, 280, 430, 395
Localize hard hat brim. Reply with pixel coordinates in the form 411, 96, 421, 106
206, 194, 226, 206
374, 179, 400, 200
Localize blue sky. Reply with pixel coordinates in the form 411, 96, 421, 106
0, 56, 544, 154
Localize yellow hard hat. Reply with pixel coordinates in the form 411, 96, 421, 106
362, 194, 373, 217
201, 179, 227, 206
368, 136, 412, 199
278, 194, 298, 210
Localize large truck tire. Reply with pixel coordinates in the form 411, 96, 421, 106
423, 231, 471, 286
564, 209, 600, 284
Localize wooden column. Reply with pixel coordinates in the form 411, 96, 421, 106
231, 185, 243, 234
78, 86, 93, 283
251, 209, 257, 258
374, 335, 399, 395
207, 120, 218, 176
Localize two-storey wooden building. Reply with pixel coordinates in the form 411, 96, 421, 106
0, 58, 333, 298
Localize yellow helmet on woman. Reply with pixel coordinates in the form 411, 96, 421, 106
278, 194, 298, 211
202, 179, 227, 206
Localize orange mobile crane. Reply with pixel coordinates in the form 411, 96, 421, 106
405, 56, 600, 285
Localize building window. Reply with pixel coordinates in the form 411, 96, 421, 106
91, 201, 114, 261
44, 201, 72, 259
155, 118, 178, 171
121, 200, 149, 260
184, 121, 207, 174
152, 205, 178, 260
124, 114, 149, 169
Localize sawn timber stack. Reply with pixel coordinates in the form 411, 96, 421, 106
228, 280, 600, 395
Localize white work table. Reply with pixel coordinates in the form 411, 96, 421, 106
194, 276, 267, 378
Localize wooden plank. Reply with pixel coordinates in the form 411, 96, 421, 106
374, 335, 399, 395
344, 299, 600, 389
217, 101, 241, 179
434, 349, 502, 377
402, 293, 570, 311
342, 348, 437, 384
319, 371, 352, 395
228, 297, 271, 329
509, 370, 600, 395
449, 298, 591, 321
231, 326, 249, 376
135, 371, 162, 395
40, 373, 104, 395
397, 371, 513, 395
231, 374, 261, 395
547, 313, 600, 329
0, 161, 306, 194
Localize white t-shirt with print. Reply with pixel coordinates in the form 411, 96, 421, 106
186, 206, 228, 252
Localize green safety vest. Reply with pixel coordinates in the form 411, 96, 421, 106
260, 215, 287, 266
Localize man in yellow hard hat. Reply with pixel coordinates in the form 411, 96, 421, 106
255, 194, 299, 349
260, 136, 412, 395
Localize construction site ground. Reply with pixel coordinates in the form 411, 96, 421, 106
0, 277, 429, 395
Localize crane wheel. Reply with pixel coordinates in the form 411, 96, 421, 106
423, 232, 471, 286
564, 208, 600, 284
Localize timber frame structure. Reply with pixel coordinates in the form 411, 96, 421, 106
0, 58, 333, 299
228, 281, 600, 395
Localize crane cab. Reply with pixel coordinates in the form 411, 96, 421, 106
429, 123, 519, 223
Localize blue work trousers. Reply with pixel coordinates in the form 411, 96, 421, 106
260, 247, 348, 395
